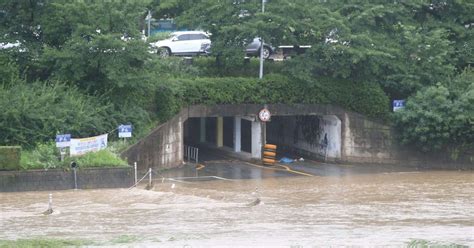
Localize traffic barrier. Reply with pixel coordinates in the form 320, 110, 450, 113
264, 144, 277, 150
262, 144, 277, 166
263, 151, 276, 157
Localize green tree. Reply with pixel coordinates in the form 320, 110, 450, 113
0, 80, 116, 147
394, 69, 474, 157
168, 0, 345, 70
0, 1, 161, 145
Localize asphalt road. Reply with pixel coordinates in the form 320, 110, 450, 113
158, 147, 420, 182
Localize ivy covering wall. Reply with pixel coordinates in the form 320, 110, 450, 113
155, 74, 390, 122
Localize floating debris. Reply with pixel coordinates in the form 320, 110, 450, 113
246, 197, 261, 207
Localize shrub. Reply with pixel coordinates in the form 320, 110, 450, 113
20, 142, 128, 170
20, 142, 58, 170
157, 73, 390, 120
0, 146, 21, 171
65, 150, 128, 168
0, 81, 116, 148
394, 78, 474, 155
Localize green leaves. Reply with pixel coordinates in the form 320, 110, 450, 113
394, 70, 474, 155
157, 73, 389, 121
0, 81, 115, 148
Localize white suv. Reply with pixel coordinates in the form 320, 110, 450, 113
150, 31, 211, 57
150, 31, 275, 59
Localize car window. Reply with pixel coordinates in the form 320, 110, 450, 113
176, 34, 190, 41
186, 34, 203, 40
193, 34, 208, 40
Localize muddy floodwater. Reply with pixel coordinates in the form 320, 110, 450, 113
1, 170, 473, 247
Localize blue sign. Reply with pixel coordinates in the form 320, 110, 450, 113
55, 134, 71, 148
118, 125, 132, 138
393, 100, 406, 111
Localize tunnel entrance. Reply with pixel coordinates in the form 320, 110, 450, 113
266, 115, 341, 161
183, 117, 200, 146
183, 114, 341, 163
205, 117, 217, 145
183, 117, 255, 162
241, 119, 252, 153
223, 117, 234, 148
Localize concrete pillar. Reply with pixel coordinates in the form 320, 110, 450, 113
234, 117, 241, 152
216, 117, 223, 147
199, 118, 206, 143
177, 117, 183, 162
251, 120, 262, 159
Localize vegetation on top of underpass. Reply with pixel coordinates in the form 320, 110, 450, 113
155, 71, 390, 121
0, 0, 472, 165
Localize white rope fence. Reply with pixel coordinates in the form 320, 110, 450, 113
129, 163, 235, 189
128, 169, 152, 189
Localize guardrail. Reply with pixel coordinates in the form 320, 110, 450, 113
184, 145, 199, 164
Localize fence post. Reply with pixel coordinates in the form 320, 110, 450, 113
73, 167, 78, 190
148, 168, 152, 186
134, 162, 137, 186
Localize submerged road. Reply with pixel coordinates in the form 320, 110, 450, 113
163, 147, 421, 182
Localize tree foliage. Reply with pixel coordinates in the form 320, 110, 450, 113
0, 80, 116, 148
394, 69, 474, 156
155, 74, 389, 121
0, 0, 472, 156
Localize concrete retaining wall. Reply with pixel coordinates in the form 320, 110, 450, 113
121, 114, 184, 171
0, 167, 133, 192
341, 113, 473, 169
122, 104, 473, 170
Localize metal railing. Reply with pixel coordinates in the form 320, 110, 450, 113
184, 145, 199, 164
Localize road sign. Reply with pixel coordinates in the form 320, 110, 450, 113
55, 134, 71, 148
258, 108, 271, 122
118, 125, 132, 138
393, 100, 406, 111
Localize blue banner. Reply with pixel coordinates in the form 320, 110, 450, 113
393, 100, 406, 111
118, 125, 132, 138
55, 134, 71, 148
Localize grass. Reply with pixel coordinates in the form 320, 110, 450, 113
110, 235, 140, 244
0, 236, 142, 247
0, 238, 94, 248
407, 239, 469, 248
67, 149, 128, 168
20, 142, 129, 170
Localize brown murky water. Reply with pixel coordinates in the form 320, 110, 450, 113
1, 171, 473, 247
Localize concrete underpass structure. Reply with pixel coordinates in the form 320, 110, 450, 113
122, 104, 419, 170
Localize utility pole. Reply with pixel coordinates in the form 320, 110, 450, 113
146, 10, 152, 39
259, 0, 266, 79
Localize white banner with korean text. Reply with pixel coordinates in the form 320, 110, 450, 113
70, 134, 108, 156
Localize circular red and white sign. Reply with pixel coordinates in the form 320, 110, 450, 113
258, 108, 271, 122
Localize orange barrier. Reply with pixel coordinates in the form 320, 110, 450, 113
263, 151, 276, 157
262, 144, 277, 166
264, 144, 277, 150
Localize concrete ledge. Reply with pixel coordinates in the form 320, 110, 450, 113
0, 167, 133, 192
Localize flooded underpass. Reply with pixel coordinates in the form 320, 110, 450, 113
1, 165, 473, 247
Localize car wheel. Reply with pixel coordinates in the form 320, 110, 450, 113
261, 46, 271, 59
158, 47, 171, 57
